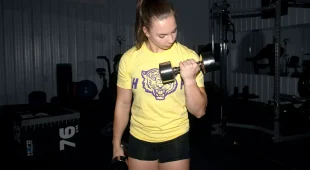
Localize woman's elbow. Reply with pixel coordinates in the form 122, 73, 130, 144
194, 108, 206, 118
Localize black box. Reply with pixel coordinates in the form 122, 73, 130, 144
12, 105, 80, 160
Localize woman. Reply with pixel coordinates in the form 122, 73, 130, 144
112, 0, 207, 170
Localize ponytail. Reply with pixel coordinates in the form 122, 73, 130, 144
134, 0, 147, 50
136, 0, 143, 13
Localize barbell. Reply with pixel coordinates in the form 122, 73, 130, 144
159, 52, 218, 84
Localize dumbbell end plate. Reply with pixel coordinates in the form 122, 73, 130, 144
200, 52, 216, 73
159, 61, 176, 84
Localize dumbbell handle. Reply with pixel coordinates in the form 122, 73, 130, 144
171, 60, 204, 74
112, 155, 127, 163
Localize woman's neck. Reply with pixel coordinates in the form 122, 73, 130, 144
145, 41, 164, 53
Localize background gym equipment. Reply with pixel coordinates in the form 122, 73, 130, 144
286, 56, 301, 78
28, 91, 47, 112
210, 1, 236, 95
6, 104, 81, 160
109, 54, 123, 104
245, 40, 285, 76
198, 43, 222, 62
55, 63, 100, 106
74, 80, 98, 101
210, 0, 310, 143
159, 52, 218, 84
108, 35, 125, 103
189, 81, 223, 147
56, 64, 74, 105
96, 56, 113, 104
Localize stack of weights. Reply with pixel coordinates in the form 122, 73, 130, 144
111, 142, 128, 170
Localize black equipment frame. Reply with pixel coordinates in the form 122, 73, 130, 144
210, 0, 310, 143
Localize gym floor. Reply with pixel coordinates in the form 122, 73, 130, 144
88, 126, 310, 170
3, 124, 310, 170
2, 102, 309, 170
189, 129, 310, 170
80, 115, 310, 170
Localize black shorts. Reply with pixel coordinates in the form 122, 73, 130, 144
127, 132, 190, 163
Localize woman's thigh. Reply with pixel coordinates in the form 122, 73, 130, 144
128, 157, 159, 170
158, 132, 190, 163
127, 134, 159, 170
158, 132, 190, 170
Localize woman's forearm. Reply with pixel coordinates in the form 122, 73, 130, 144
112, 103, 131, 147
184, 80, 207, 118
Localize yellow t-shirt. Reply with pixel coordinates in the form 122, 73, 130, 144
117, 42, 204, 143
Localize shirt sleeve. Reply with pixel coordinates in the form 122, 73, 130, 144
117, 53, 132, 89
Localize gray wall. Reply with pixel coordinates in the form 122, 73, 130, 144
0, 0, 212, 105
1, 0, 309, 105
0, 0, 136, 105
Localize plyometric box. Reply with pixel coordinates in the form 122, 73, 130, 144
12, 106, 80, 160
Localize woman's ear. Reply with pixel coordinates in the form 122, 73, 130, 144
142, 26, 149, 38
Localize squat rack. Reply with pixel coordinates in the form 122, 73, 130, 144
210, 0, 310, 143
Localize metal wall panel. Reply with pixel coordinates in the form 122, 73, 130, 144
229, 73, 299, 103
0, 0, 136, 105
3, 0, 15, 105
23, 0, 35, 106
230, 25, 306, 74
0, 0, 5, 105
227, 24, 309, 102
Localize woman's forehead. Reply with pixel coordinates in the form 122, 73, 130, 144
150, 16, 177, 33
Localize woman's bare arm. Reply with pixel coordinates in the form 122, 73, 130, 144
184, 82, 207, 118
112, 87, 132, 147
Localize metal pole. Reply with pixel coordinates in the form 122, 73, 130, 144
290, 0, 310, 4
219, 12, 224, 90
229, 6, 275, 14
210, 8, 216, 83
231, 11, 262, 19
273, 0, 282, 142
219, 12, 226, 133
211, 11, 215, 63
211, 4, 276, 15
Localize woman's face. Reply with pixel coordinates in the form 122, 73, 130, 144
143, 15, 177, 50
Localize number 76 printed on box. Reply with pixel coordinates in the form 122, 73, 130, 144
59, 125, 78, 151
